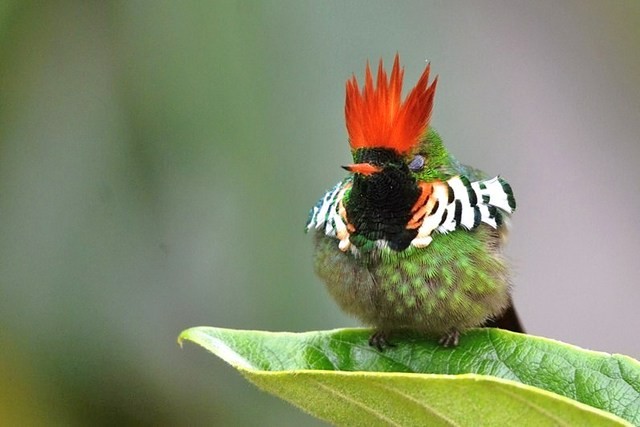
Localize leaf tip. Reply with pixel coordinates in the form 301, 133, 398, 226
177, 327, 199, 349
176, 326, 257, 370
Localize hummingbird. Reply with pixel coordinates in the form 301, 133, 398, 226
306, 55, 520, 349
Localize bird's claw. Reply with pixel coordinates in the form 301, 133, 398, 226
368, 331, 396, 351
438, 330, 460, 347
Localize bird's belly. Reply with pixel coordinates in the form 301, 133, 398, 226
313, 227, 511, 335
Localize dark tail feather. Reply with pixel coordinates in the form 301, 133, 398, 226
483, 300, 525, 333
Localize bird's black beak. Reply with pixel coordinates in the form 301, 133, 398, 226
341, 163, 382, 176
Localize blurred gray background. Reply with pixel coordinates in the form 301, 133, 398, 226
0, 1, 638, 425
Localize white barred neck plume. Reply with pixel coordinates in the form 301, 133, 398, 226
307, 55, 516, 254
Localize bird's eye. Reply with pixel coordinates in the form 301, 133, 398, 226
408, 155, 425, 172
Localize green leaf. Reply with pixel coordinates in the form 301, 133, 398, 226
179, 327, 639, 426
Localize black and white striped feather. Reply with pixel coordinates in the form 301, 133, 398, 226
306, 175, 515, 251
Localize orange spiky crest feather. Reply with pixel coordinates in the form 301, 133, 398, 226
345, 54, 438, 155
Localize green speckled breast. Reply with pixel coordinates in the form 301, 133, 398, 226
313, 225, 510, 336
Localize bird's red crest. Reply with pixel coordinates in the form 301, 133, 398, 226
345, 54, 438, 154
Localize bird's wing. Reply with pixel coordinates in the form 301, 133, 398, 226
483, 298, 525, 333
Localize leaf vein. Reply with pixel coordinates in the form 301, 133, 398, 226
488, 330, 522, 383
370, 380, 461, 426
488, 382, 572, 426
311, 378, 402, 426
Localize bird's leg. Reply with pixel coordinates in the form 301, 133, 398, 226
368, 330, 396, 351
364, 265, 397, 352
438, 329, 460, 347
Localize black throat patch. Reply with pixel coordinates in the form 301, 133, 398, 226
345, 148, 420, 251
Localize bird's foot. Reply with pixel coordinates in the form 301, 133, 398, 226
368, 331, 396, 351
438, 330, 460, 348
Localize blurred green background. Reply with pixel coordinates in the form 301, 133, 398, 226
0, 1, 639, 425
